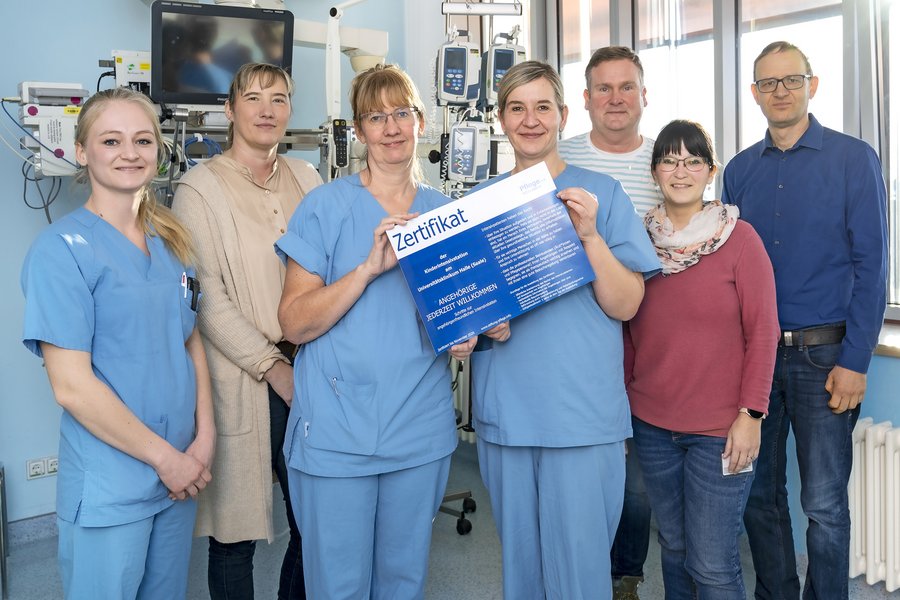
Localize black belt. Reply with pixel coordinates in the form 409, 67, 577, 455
779, 323, 846, 347
276, 340, 298, 360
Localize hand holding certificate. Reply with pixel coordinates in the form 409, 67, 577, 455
389, 162, 596, 353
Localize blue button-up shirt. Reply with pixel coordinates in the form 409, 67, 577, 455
722, 114, 887, 373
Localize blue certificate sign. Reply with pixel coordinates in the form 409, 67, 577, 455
390, 162, 596, 354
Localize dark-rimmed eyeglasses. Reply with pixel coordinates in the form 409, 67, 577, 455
358, 107, 419, 128
753, 74, 811, 93
655, 156, 709, 172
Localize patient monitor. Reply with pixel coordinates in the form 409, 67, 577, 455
479, 42, 526, 110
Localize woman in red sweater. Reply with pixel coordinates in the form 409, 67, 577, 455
624, 119, 779, 599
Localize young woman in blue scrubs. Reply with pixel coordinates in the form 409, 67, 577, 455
469, 61, 661, 600
21, 88, 215, 599
276, 64, 476, 600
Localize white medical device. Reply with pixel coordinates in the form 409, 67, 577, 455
112, 50, 151, 95
436, 40, 481, 106
447, 121, 490, 183
479, 42, 526, 110
17, 82, 87, 177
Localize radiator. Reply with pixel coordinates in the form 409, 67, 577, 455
849, 417, 900, 592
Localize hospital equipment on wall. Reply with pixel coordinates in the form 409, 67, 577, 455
429, 13, 525, 199
14, 82, 86, 179
0, 83, 85, 222
1, 1, 386, 223
2, 1, 527, 220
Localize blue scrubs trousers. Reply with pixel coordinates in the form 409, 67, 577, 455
58, 498, 197, 600
477, 440, 625, 600
288, 455, 451, 600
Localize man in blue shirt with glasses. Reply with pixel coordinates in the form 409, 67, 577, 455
723, 41, 887, 600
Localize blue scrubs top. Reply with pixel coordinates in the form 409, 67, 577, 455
21, 207, 198, 527
470, 165, 660, 447
276, 175, 458, 477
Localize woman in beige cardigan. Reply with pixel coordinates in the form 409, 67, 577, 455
173, 63, 322, 600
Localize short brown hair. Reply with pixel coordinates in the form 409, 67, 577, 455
753, 41, 813, 80
584, 46, 644, 88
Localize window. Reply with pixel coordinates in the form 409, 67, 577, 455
635, 0, 716, 146
558, 0, 611, 138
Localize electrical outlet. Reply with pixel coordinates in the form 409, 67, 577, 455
26, 458, 46, 480
46, 456, 58, 475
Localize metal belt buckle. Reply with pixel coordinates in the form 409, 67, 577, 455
784, 331, 793, 346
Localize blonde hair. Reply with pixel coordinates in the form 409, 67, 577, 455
225, 62, 294, 147
349, 64, 427, 181
75, 88, 193, 265
498, 61, 566, 115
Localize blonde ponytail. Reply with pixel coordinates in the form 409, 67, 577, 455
138, 189, 194, 266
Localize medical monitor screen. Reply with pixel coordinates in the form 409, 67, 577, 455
151, 1, 294, 107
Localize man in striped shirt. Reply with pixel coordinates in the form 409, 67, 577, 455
559, 46, 661, 217
559, 46, 662, 600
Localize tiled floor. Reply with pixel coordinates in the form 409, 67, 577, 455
4, 442, 898, 599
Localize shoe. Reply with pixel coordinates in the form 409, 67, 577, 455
612, 575, 643, 600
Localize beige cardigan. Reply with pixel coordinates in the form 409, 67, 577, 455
172, 155, 322, 543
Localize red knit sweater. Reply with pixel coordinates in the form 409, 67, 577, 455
624, 220, 780, 437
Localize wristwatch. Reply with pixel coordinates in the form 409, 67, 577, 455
739, 407, 766, 420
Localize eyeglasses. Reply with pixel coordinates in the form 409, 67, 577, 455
753, 74, 811, 93
655, 156, 709, 172
358, 107, 419, 128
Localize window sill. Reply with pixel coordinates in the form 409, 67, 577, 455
876, 322, 900, 358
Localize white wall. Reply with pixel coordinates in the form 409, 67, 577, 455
0, 0, 418, 523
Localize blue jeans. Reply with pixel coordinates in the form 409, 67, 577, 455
743, 343, 858, 600
208, 385, 305, 600
633, 417, 754, 600
611, 437, 652, 579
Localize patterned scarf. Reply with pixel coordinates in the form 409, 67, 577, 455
644, 199, 739, 275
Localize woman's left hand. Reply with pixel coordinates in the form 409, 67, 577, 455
723, 412, 762, 474
557, 187, 600, 242
448, 336, 477, 361
170, 432, 216, 501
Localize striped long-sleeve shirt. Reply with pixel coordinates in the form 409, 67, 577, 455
559, 133, 662, 217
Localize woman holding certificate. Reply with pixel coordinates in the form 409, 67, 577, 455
469, 60, 660, 600
275, 64, 475, 599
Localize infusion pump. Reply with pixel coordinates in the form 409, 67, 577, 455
479, 43, 526, 110
436, 41, 481, 106
446, 121, 490, 183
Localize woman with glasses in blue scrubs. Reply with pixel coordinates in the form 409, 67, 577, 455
21, 87, 215, 599
276, 64, 476, 600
